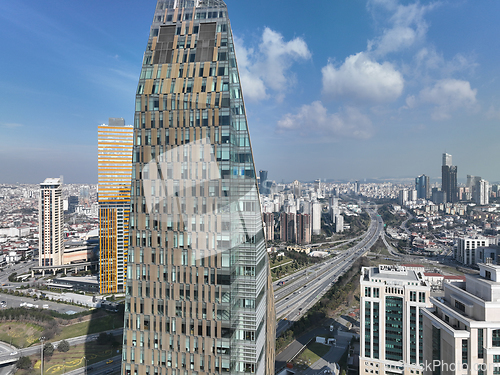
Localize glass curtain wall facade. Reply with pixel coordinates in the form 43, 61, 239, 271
98, 119, 134, 293
122, 1, 275, 374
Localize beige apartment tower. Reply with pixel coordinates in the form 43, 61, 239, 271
121, 1, 276, 374
38, 178, 63, 267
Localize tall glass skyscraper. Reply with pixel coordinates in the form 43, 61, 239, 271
442, 153, 458, 203
122, 1, 275, 374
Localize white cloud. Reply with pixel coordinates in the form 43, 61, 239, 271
233, 39, 267, 100
234, 28, 311, 102
322, 52, 404, 104
367, 1, 438, 56
414, 47, 478, 76
373, 26, 417, 56
277, 101, 373, 139
418, 79, 477, 120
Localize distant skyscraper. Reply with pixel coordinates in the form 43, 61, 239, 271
259, 170, 268, 184
292, 180, 301, 199
399, 189, 409, 205
468, 175, 490, 205
312, 201, 322, 235
442, 153, 458, 203
79, 185, 90, 206
335, 214, 344, 233
442, 152, 452, 167
98, 118, 133, 293
262, 212, 274, 242
258, 170, 271, 195
354, 180, 360, 194
360, 265, 431, 375
296, 213, 311, 245
39, 178, 63, 267
280, 212, 296, 243
467, 174, 481, 189
415, 174, 431, 199
122, 1, 275, 374
476, 179, 490, 205
67, 196, 79, 213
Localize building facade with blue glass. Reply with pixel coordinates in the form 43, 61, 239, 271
360, 265, 430, 375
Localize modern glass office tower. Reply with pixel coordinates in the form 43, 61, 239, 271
442, 153, 458, 203
122, 1, 275, 374
98, 118, 134, 293
360, 265, 431, 375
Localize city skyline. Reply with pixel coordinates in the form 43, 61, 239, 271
1, 0, 500, 183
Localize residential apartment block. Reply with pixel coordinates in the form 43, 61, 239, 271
38, 178, 63, 267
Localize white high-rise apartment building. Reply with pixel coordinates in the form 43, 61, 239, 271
422, 262, 500, 375
399, 189, 409, 205
360, 265, 431, 375
312, 201, 322, 235
476, 179, 490, 206
39, 178, 63, 267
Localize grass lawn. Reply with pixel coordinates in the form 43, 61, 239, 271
54, 314, 123, 341
270, 257, 293, 269
0, 322, 43, 348
297, 341, 331, 365
15, 337, 122, 375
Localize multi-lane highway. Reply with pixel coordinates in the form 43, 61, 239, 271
273, 207, 384, 337
0, 205, 385, 374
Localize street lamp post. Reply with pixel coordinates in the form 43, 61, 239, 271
39, 336, 45, 375
84, 356, 87, 375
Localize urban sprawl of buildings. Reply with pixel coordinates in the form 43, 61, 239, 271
2, 1, 500, 375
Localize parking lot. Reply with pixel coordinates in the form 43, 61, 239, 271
0, 293, 87, 315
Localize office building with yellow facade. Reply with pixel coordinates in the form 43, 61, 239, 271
98, 118, 133, 293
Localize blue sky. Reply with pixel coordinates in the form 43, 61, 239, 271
0, 0, 499, 184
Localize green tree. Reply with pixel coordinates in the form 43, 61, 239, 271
17, 356, 31, 369
43, 342, 54, 357
58, 339, 70, 352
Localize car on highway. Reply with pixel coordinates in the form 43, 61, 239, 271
106, 360, 114, 364
10, 351, 18, 356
